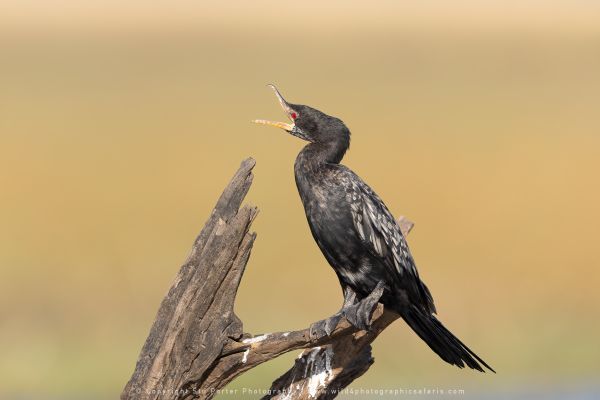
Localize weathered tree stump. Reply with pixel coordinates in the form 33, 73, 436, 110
122, 157, 414, 400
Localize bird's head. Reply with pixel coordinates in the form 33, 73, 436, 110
253, 85, 350, 147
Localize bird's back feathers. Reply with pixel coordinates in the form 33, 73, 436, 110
342, 166, 436, 314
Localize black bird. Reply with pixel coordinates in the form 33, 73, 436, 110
253, 85, 494, 373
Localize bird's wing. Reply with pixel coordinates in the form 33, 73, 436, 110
344, 169, 436, 313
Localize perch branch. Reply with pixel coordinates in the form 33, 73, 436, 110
121, 158, 414, 400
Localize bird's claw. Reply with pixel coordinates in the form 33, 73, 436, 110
310, 312, 342, 338
343, 281, 385, 332
311, 282, 385, 336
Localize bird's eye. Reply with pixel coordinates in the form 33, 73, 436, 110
291, 112, 298, 120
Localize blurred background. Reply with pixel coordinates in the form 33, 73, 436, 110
1, 1, 599, 399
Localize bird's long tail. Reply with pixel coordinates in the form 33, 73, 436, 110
401, 306, 495, 373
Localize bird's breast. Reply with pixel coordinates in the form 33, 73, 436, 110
295, 169, 360, 254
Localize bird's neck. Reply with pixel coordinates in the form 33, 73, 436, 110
298, 139, 349, 169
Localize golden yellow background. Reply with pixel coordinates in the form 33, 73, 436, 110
1, 1, 599, 398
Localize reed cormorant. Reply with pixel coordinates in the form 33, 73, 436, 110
253, 85, 494, 372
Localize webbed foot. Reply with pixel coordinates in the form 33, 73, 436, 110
309, 312, 343, 338
342, 281, 385, 331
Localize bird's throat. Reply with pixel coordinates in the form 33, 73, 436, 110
300, 140, 349, 167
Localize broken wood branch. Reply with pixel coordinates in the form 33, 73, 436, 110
121, 157, 414, 400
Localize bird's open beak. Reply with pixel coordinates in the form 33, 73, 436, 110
252, 119, 294, 132
252, 84, 295, 132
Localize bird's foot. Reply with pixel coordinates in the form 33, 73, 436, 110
309, 312, 343, 338
342, 281, 385, 331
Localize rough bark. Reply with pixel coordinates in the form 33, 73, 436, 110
121, 157, 414, 400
